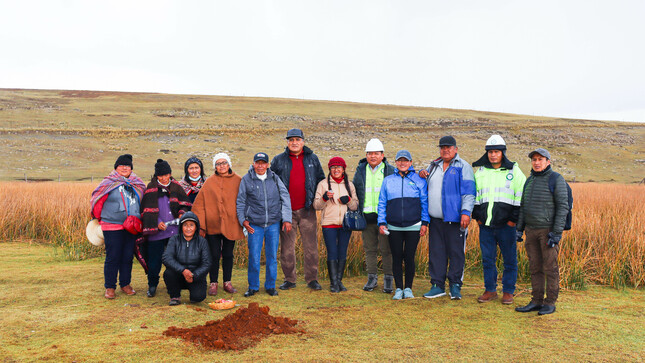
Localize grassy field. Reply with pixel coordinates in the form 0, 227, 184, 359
1, 242, 643, 362
0, 88, 643, 183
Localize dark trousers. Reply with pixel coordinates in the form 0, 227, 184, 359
525, 227, 560, 305
428, 218, 466, 288
388, 230, 420, 289
163, 268, 207, 302
322, 227, 352, 261
146, 238, 168, 287
206, 234, 235, 283
103, 230, 135, 289
479, 224, 518, 294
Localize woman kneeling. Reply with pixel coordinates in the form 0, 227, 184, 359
162, 212, 211, 305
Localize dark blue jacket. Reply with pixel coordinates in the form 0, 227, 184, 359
377, 167, 430, 227
270, 146, 325, 210
237, 167, 292, 227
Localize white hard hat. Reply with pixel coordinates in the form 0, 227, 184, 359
485, 135, 506, 151
365, 138, 385, 152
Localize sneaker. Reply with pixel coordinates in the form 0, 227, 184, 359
169, 298, 181, 306
403, 288, 414, 299
208, 282, 218, 296
223, 281, 237, 294
423, 284, 446, 299
392, 288, 404, 300
449, 284, 462, 300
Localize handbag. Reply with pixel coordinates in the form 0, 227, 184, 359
343, 210, 367, 231
121, 190, 142, 235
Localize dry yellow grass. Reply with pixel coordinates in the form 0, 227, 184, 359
0, 181, 643, 288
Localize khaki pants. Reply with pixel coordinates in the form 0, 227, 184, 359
525, 227, 560, 305
361, 223, 392, 275
280, 208, 319, 284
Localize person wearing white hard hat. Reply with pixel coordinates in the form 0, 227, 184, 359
471, 135, 526, 305
352, 138, 396, 293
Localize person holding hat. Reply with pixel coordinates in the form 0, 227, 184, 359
419, 136, 475, 300
90, 154, 146, 299
162, 211, 211, 306
515, 148, 569, 316
140, 159, 192, 298
313, 157, 359, 292
237, 152, 292, 297
471, 135, 526, 305
270, 129, 326, 291
191, 152, 244, 296
178, 156, 206, 204
352, 138, 396, 293
377, 150, 429, 300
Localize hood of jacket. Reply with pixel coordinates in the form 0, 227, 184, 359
472, 152, 515, 169
179, 211, 201, 238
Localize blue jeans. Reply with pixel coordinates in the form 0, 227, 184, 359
247, 223, 280, 290
322, 227, 351, 260
479, 224, 518, 294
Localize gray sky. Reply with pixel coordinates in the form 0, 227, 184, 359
1, 0, 644, 122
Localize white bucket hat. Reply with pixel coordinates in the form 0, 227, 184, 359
86, 219, 104, 247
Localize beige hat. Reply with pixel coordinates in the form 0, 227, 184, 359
86, 219, 104, 247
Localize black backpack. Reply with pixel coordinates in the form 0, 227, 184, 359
548, 172, 573, 230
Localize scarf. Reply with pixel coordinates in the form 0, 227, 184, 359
178, 177, 204, 195
141, 179, 192, 235
90, 170, 145, 210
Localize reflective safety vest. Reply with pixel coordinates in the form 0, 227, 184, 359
474, 163, 526, 227
363, 163, 385, 214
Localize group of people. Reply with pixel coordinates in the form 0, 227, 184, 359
90, 128, 570, 316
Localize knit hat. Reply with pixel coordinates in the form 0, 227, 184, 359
184, 157, 204, 177
154, 159, 172, 176
212, 153, 232, 168
328, 156, 346, 169
114, 154, 133, 170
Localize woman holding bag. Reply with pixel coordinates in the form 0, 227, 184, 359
313, 157, 359, 293
90, 154, 146, 299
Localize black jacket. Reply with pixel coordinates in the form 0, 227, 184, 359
352, 158, 395, 223
517, 166, 569, 235
270, 146, 325, 210
162, 212, 211, 279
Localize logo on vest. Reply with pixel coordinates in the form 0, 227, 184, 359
506, 173, 514, 180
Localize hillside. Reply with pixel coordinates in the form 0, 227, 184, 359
0, 88, 643, 182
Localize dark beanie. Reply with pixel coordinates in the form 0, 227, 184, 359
114, 154, 133, 170
155, 159, 172, 176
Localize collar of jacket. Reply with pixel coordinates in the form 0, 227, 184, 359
472, 152, 515, 169
431, 153, 463, 167
531, 164, 552, 177
395, 166, 416, 177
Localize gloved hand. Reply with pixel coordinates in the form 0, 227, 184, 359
516, 230, 524, 242
322, 193, 330, 201
339, 196, 350, 204
547, 232, 561, 248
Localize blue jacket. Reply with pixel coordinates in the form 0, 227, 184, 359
237, 167, 292, 228
424, 154, 476, 223
377, 167, 430, 227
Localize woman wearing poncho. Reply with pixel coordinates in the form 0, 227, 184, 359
178, 156, 206, 204
90, 154, 146, 299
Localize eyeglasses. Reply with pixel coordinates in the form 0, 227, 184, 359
215, 162, 229, 167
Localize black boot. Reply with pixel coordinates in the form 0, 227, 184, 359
328, 260, 340, 293
338, 259, 347, 292
383, 274, 394, 293
363, 273, 378, 291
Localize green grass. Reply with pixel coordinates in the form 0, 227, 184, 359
1, 242, 643, 362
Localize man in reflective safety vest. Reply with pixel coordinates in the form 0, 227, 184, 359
471, 135, 526, 305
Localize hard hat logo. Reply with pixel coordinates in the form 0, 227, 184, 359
485, 134, 507, 151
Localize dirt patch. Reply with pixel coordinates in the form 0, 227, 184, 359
163, 302, 305, 350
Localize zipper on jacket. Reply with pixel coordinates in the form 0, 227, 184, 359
400, 172, 405, 223
263, 178, 269, 227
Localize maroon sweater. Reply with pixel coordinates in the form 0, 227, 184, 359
289, 153, 306, 211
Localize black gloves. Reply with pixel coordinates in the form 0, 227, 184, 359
547, 232, 561, 248
339, 196, 350, 204
322, 193, 330, 201
516, 230, 524, 242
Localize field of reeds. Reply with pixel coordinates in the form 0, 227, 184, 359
0, 181, 643, 289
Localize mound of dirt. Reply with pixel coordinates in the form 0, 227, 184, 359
163, 302, 304, 350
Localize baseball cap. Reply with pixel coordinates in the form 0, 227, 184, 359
439, 135, 457, 147
528, 148, 551, 160
253, 152, 269, 162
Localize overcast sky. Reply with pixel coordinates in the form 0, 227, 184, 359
1, 0, 644, 122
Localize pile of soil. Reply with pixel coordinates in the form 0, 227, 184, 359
163, 302, 304, 350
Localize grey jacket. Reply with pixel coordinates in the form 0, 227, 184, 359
237, 167, 292, 227
517, 165, 569, 235
100, 185, 140, 224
